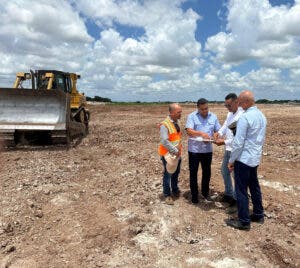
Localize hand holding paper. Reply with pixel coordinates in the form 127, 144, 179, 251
190, 136, 214, 143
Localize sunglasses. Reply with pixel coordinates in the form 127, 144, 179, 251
224, 103, 232, 108
224, 100, 237, 108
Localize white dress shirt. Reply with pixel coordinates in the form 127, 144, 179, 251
218, 107, 244, 151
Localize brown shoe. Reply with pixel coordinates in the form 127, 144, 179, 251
165, 196, 174, 205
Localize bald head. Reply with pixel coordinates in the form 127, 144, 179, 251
169, 103, 182, 121
238, 90, 255, 110
169, 103, 180, 112
240, 90, 255, 102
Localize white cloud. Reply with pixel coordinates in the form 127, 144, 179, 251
0, 0, 92, 48
75, 0, 202, 100
290, 68, 300, 81
205, 0, 300, 68
0, 0, 92, 74
73, 0, 187, 28
86, 0, 201, 70
201, 0, 300, 100
244, 68, 281, 86
0, 0, 299, 101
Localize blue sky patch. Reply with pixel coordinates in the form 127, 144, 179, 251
181, 0, 228, 47
232, 60, 260, 76
113, 22, 145, 40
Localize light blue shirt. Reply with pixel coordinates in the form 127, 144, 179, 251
229, 106, 267, 167
186, 111, 221, 153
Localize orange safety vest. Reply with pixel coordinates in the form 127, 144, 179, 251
158, 117, 182, 156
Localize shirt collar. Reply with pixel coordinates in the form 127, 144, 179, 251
196, 111, 211, 118
245, 106, 256, 112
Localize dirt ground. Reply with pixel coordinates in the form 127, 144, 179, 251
0, 103, 299, 268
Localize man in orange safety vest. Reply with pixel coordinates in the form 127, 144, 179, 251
158, 103, 182, 205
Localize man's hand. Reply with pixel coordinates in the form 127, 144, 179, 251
174, 151, 181, 157
173, 145, 182, 157
214, 138, 225, 146
213, 132, 219, 140
186, 128, 211, 143
228, 162, 234, 172
175, 148, 181, 157
201, 132, 210, 140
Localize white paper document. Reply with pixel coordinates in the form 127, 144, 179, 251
189, 136, 214, 142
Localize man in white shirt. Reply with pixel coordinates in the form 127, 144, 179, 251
215, 93, 244, 207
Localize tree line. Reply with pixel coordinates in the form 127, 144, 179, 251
85, 96, 299, 104
86, 96, 112, 102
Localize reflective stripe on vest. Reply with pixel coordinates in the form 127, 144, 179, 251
158, 117, 182, 156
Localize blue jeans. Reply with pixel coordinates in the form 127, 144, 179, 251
234, 161, 264, 225
161, 156, 181, 197
221, 150, 236, 199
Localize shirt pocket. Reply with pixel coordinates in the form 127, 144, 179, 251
206, 120, 216, 132
194, 123, 202, 130
207, 119, 215, 126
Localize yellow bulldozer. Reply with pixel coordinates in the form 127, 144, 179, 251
0, 70, 90, 146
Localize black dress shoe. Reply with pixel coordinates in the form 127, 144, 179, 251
250, 214, 264, 224
220, 195, 233, 203
191, 197, 199, 204
228, 198, 237, 206
225, 219, 250, 231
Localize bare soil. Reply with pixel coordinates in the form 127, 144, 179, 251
0, 103, 299, 268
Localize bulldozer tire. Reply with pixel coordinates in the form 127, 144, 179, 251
80, 110, 88, 135
79, 109, 85, 123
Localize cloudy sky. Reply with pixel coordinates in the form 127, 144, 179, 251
0, 0, 299, 101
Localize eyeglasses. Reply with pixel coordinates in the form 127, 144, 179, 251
224, 103, 232, 108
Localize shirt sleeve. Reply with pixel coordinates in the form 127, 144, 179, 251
160, 125, 179, 154
229, 116, 248, 163
214, 116, 221, 132
218, 117, 228, 136
185, 113, 194, 129
224, 136, 233, 146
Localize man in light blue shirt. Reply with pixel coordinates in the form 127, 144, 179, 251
186, 98, 221, 203
226, 90, 267, 231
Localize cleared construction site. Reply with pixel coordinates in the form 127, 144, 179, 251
0, 103, 299, 267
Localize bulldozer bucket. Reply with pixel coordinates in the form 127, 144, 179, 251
0, 88, 70, 131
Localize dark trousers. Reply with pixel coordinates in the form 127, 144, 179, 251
188, 152, 212, 200
234, 161, 264, 224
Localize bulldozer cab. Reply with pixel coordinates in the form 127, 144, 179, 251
35, 70, 85, 111
36, 70, 72, 93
